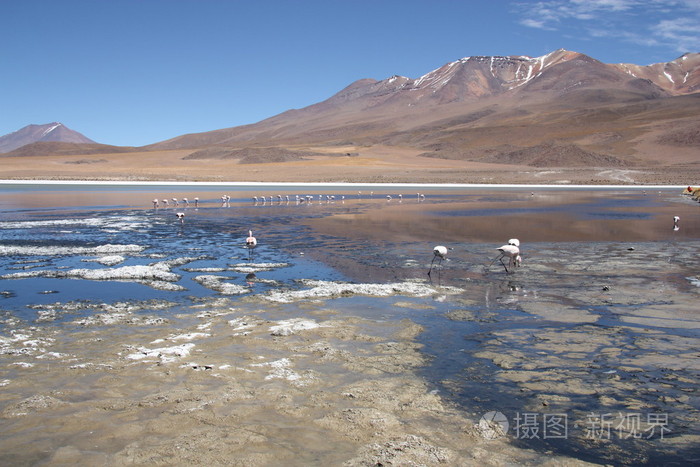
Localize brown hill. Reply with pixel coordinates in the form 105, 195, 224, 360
1, 141, 138, 157
475, 143, 631, 167
182, 147, 335, 163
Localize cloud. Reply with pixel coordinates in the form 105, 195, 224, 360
653, 17, 700, 52
515, 0, 700, 53
515, 0, 638, 28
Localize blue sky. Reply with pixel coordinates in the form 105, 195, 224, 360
2, 0, 698, 147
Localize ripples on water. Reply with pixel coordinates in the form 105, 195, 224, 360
1, 185, 699, 465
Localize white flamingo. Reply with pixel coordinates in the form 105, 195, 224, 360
152, 199, 159, 208
194, 197, 199, 208
428, 245, 448, 277
493, 244, 521, 273
176, 212, 185, 224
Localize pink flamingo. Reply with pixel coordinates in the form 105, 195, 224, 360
246, 230, 257, 248
246, 230, 257, 259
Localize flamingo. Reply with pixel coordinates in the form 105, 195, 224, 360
182, 198, 189, 207
162, 199, 169, 207
194, 197, 199, 208
152, 199, 159, 208
428, 245, 448, 277
493, 244, 521, 273
246, 230, 257, 259
172, 198, 179, 207
673, 216, 680, 231
246, 230, 257, 248
176, 212, 185, 224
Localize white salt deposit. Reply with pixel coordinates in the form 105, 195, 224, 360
251, 358, 301, 382
193, 275, 249, 295
264, 279, 460, 303
230, 262, 289, 273
228, 317, 259, 335
12, 362, 34, 368
127, 343, 195, 364
0, 244, 145, 256
2, 263, 182, 285
0, 216, 149, 231
169, 332, 211, 341
83, 255, 126, 266
142, 281, 186, 291
269, 318, 322, 336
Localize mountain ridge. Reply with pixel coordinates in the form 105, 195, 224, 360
146, 49, 698, 153
2, 49, 698, 182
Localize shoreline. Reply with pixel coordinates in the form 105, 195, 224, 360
0, 179, 689, 190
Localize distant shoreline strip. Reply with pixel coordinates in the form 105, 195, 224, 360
0, 180, 687, 190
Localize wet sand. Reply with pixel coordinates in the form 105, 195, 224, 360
1, 185, 699, 465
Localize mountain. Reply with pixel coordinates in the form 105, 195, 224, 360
0, 122, 96, 154
147, 49, 700, 163
2, 50, 698, 182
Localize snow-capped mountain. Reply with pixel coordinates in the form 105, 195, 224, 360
0, 122, 96, 153
149, 49, 699, 152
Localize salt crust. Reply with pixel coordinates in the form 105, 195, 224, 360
269, 318, 322, 336
230, 262, 289, 274
126, 343, 195, 364
193, 275, 250, 295
2, 264, 179, 282
82, 255, 125, 266
0, 244, 144, 256
0, 216, 148, 231
265, 279, 462, 303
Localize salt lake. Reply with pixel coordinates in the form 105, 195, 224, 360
1, 182, 698, 465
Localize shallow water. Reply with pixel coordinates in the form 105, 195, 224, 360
1, 183, 699, 465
